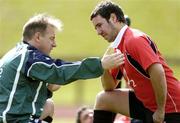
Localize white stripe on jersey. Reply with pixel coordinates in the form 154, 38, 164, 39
2, 47, 27, 123
32, 82, 43, 115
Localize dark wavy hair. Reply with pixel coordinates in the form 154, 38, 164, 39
90, 0, 125, 23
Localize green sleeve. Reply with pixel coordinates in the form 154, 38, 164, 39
27, 57, 104, 85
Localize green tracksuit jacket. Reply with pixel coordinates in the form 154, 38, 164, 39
0, 41, 103, 123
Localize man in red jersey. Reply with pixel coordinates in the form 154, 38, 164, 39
90, 1, 180, 123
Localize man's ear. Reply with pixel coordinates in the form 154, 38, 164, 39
33, 32, 41, 43
109, 13, 118, 23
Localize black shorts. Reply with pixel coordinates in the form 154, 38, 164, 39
129, 91, 180, 123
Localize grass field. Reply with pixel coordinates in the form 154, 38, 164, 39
0, 0, 180, 123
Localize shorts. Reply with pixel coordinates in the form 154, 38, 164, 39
129, 91, 180, 123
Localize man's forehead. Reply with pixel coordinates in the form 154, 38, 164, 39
92, 15, 107, 25
93, 15, 105, 21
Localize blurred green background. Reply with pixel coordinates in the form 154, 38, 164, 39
0, 0, 180, 123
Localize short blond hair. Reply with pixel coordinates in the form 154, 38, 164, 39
22, 13, 62, 41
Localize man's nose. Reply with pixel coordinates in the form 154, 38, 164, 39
52, 41, 56, 47
97, 28, 102, 35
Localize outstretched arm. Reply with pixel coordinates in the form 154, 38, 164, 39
26, 52, 123, 85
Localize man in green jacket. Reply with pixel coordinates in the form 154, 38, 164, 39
0, 13, 124, 123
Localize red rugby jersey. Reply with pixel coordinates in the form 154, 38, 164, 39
110, 26, 180, 113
